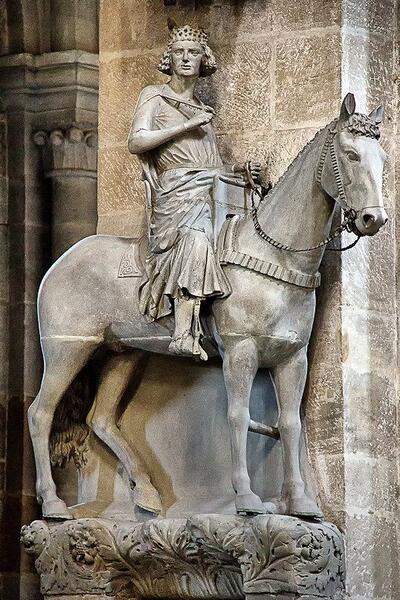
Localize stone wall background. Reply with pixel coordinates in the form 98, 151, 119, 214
0, 2, 99, 599
98, 2, 399, 600
98, 0, 342, 234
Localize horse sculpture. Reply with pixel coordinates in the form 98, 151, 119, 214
28, 94, 388, 520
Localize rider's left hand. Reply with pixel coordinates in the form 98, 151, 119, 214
248, 161, 261, 182
233, 161, 262, 183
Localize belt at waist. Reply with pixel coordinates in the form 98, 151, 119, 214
157, 164, 220, 175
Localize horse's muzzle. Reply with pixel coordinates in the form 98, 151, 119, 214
354, 207, 388, 236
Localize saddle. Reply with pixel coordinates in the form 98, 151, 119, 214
117, 219, 233, 279
118, 216, 321, 289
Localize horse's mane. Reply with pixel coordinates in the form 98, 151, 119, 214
263, 113, 380, 202
262, 122, 334, 203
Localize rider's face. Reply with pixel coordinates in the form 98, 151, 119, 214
171, 41, 204, 77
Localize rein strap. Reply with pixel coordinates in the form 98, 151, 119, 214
219, 215, 321, 289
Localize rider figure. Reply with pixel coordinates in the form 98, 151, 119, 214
128, 21, 261, 360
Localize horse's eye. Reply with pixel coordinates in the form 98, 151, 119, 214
346, 150, 360, 162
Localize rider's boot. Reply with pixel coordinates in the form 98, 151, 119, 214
168, 297, 208, 361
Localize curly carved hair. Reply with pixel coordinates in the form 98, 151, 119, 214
158, 40, 217, 77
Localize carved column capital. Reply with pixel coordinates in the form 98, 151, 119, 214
33, 125, 98, 179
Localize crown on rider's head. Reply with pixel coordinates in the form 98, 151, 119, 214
168, 22, 209, 44
158, 19, 217, 77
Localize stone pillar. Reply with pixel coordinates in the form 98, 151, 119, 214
304, 2, 399, 600
340, 4, 398, 598
34, 126, 98, 259
0, 103, 8, 522
0, 46, 98, 600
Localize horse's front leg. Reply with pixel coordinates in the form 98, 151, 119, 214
271, 346, 323, 518
223, 337, 265, 515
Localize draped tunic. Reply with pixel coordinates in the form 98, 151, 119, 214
129, 84, 231, 321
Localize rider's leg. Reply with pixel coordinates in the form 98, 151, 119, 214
172, 296, 195, 341
168, 295, 207, 361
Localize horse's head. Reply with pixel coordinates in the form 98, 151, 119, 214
318, 93, 388, 237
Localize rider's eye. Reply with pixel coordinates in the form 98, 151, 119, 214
346, 150, 360, 162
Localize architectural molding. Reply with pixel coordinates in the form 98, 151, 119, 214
33, 126, 98, 176
0, 50, 98, 129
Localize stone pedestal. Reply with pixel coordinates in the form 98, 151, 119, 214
21, 514, 344, 600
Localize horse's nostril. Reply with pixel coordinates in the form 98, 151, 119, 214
362, 214, 375, 227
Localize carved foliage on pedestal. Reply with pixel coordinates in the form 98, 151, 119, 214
116, 518, 243, 598
190, 515, 344, 598
21, 515, 344, 599
240, 516, 344, 597
33, 126, 98, 176
21, 519, 133, 597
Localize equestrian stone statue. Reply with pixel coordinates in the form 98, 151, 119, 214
26, 22, 388, 520
128, 20, 261, 361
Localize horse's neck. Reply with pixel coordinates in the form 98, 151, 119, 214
241, 130, 335, 275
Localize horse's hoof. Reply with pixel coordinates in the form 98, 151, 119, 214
287, 496, 324, 520
42, 499, 73, 521
134, 487, 163, 514
236, 492, 266, 516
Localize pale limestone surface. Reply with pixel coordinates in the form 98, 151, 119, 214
95, 2, 400, 600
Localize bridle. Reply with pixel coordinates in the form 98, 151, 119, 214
246, 122, 361, 253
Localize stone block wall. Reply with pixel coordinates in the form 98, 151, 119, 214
0, 103, 8, 600
98, 2, 400, 599
0, 2, 99, 598
98, 0, 342, 234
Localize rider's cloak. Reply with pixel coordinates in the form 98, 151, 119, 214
129, 84, 231, 321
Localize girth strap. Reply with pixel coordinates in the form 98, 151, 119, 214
219, 248, 321, 289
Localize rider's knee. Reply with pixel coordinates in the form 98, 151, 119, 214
186, 227, 210, 248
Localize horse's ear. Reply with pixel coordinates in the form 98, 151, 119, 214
369, 105, 384, 124
339, 93, 356, 121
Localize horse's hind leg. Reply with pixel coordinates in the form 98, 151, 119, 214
223, 337, 265, 515
86, 351, 162, 514
28, 337, 99, 519
271, 346, 323, 518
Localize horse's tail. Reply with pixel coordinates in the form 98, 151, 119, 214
49, 362, 97, 469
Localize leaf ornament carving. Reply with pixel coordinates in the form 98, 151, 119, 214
21, 519, 132, 596
21, 515, 344, 599
241, 516, 345, 596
